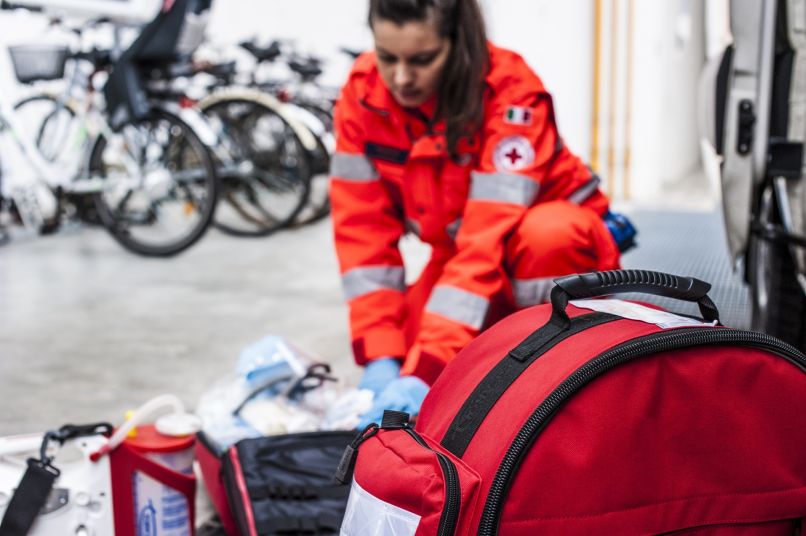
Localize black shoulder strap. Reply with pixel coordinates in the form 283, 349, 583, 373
440, 312, 619, 457
0, 460, 58, 536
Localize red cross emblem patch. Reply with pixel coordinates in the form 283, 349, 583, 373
493, 136, 535, 171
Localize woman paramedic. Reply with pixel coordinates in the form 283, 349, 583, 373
331, 0, 632, 427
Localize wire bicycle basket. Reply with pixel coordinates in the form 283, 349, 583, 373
8, 45, 69, 84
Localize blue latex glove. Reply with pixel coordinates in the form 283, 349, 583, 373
603, 211, 638, 253
357, 357, 401, 398
357, 376, 430, 429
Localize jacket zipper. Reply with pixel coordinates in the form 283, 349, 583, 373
477, 328, 806, 536
402, 426, 461, 536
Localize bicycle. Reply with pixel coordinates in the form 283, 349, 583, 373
238, 38, 339, 225
145, 59, 317, 237
2, 2, 219, 256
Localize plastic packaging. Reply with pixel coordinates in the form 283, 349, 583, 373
196, 336, 314, 449
197, 336, 375, 449
236, 335, 311, 392
324, 389, 376, 431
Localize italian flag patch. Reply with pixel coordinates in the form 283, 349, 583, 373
504, 106, 533, 126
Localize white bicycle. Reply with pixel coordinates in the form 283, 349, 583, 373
0, 3, 219, 256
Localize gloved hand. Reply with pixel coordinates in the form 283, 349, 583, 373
357, 357, 400, 398
356, 376, 430, 429
603, 211, 638, 253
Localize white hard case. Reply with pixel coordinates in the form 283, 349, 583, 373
0, 434, 115, 535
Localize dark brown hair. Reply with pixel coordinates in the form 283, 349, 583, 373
369, 0, 490, 156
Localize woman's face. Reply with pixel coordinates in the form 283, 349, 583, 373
372, 14, 452, 108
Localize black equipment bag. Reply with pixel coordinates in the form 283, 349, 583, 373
199, 431, 354, 536
195, 363, 355, 535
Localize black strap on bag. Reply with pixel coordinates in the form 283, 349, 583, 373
0, 423, 112, 536
0, 460, 59, 536
441, 270, 721, 457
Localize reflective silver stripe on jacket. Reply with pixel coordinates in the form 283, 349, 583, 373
512, 277, 557, 308
469, 171, 540, 206
330, 152, 378, 182
405, 218, 422, 237
342, 266, 405, 300
445, 218, 462, 241
567, 174, 601, 205
425, 285, 489, 329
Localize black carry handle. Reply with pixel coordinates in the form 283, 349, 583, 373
550, 270, 720, 326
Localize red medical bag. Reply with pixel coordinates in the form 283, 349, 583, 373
339, 270, 806, 535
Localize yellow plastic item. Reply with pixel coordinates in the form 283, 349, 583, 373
124, 410, 138, 438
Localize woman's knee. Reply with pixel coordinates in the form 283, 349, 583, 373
506, 201, 603, 277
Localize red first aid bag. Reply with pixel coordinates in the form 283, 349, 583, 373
338, 270, 806, 535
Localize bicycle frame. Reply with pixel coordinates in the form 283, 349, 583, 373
0, 97, 74, 193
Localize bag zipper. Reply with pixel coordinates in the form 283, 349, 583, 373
334, 424, 379, 485
400, 425, 461, 536
336, 416, 461, 536
477, 328, 806, 536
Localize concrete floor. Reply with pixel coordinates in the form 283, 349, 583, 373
0, 205, 749, 437
0, 203, 753, 529
0, 219, 355, 436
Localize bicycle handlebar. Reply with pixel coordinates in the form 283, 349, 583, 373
339, 46, 363, 59
239, 39, 282, 63
70, 47, 112, 68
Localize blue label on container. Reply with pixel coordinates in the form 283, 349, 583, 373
137, 500, 158, 536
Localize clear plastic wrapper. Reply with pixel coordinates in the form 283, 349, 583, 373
197, 336, 374, 450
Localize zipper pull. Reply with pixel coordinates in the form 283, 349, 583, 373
380, 410, 411, 429
334, 423, 379, 485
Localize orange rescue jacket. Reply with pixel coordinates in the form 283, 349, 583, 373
330, 43, 608, 382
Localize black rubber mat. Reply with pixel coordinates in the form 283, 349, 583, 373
619, 210, 750, 329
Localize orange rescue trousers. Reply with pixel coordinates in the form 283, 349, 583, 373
401, 200, 621, 383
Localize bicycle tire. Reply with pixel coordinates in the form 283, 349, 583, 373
291, 131, 331, 227
89, 108, 218, 257
199, 96, 311, 237
286, 101, 331, 226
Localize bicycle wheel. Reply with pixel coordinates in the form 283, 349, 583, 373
88, 108, 218, 257
291, 102, 331, 227
200, 97, 311, 237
